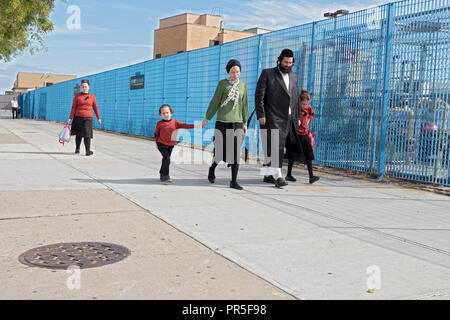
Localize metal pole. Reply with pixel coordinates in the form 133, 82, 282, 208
377, 3, 394, 180
308, 22, 317, 94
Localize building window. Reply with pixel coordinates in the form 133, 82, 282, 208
209, 40, 220, 47
155, 53, 162, 59
177, 51, 184, 54
45, 83, 53, 87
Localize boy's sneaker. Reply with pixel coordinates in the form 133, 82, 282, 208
285, 175, 296, 182
160, 175, 172, 183
208, 167, 216, 183
309, 176, 320, 184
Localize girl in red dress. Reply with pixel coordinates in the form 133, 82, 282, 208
286, 89, 320, 184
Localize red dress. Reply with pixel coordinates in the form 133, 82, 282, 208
284, 104, 315, 163
298, 105, 314, 135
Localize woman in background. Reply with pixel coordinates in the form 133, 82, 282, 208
67, 79, 101, 156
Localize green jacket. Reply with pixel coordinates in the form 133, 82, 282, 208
206, 79, 249, 123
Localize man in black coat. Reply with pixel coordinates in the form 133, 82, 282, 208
255, 49, 301, 188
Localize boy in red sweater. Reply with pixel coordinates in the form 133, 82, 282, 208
154, 104, 200, 182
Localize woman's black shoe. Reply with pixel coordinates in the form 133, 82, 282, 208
309, 176, 320, 184
208, 167, 216, 183
285, 175, 296, 182
230, 181, 243, 190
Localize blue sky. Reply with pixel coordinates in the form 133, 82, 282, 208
0, 0, 390, 94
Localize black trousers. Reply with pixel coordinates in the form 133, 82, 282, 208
12, 108, 18, 119
157, 143, 174, 177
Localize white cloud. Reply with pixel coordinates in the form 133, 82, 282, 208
225, 0, 392, 30
51, 24, 111, 35
52, 42, 152, 49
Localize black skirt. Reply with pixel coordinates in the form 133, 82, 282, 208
285, 133, 314, 163
212, 121, 245, 165
71, 116, 93, 138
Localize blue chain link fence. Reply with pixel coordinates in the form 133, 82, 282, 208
19, 0, 450, 186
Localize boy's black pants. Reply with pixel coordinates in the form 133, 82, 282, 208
157, 143, 174, 177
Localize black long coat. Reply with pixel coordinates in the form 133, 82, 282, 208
255, 67, 301, 168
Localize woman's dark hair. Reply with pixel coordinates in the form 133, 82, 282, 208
226, 59, 241, 73
300, 89, 311, 102
81, 79, 90, 85
159, 104, 174, 115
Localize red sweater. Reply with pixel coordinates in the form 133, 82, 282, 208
298, 105, 314, 135
69, 93, 100, 120
154, 119, 195, 146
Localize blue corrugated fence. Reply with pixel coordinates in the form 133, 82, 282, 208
19, 0, 450, 186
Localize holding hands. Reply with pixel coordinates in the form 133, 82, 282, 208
202, 118, 247, 133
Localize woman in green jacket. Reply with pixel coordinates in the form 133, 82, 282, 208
202, 59, 248, 190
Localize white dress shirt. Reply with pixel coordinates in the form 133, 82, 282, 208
279, 70, 291, 115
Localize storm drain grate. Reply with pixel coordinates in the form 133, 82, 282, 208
19, 242, 130, 270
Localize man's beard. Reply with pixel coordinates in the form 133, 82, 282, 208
279, 64, 292, 73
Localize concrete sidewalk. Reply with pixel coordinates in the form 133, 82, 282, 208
1, 115, 449, 300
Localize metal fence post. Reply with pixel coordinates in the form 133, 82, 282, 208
186, 52, 190, 124
162, 58, 166, 104
307, 22, 317, 95
377, 3, 395, 181
255, 34, 263, 158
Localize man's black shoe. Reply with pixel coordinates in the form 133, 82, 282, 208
285, 175, 296, 182
86, 151, 94, 156
230, 181, 243, 190
263, 175, 276, 183
309, 176, 320, 184
75, 149, 80, 154
275, 178, 288, 188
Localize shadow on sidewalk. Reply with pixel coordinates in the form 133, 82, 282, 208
71, 177, 279, 187
0, 151, 74, 156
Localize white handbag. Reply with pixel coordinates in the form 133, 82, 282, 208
58, 124, 71, 146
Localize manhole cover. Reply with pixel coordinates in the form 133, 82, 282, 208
19, 242, 130, 270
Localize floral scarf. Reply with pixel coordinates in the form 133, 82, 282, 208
220, 79, 240, 110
